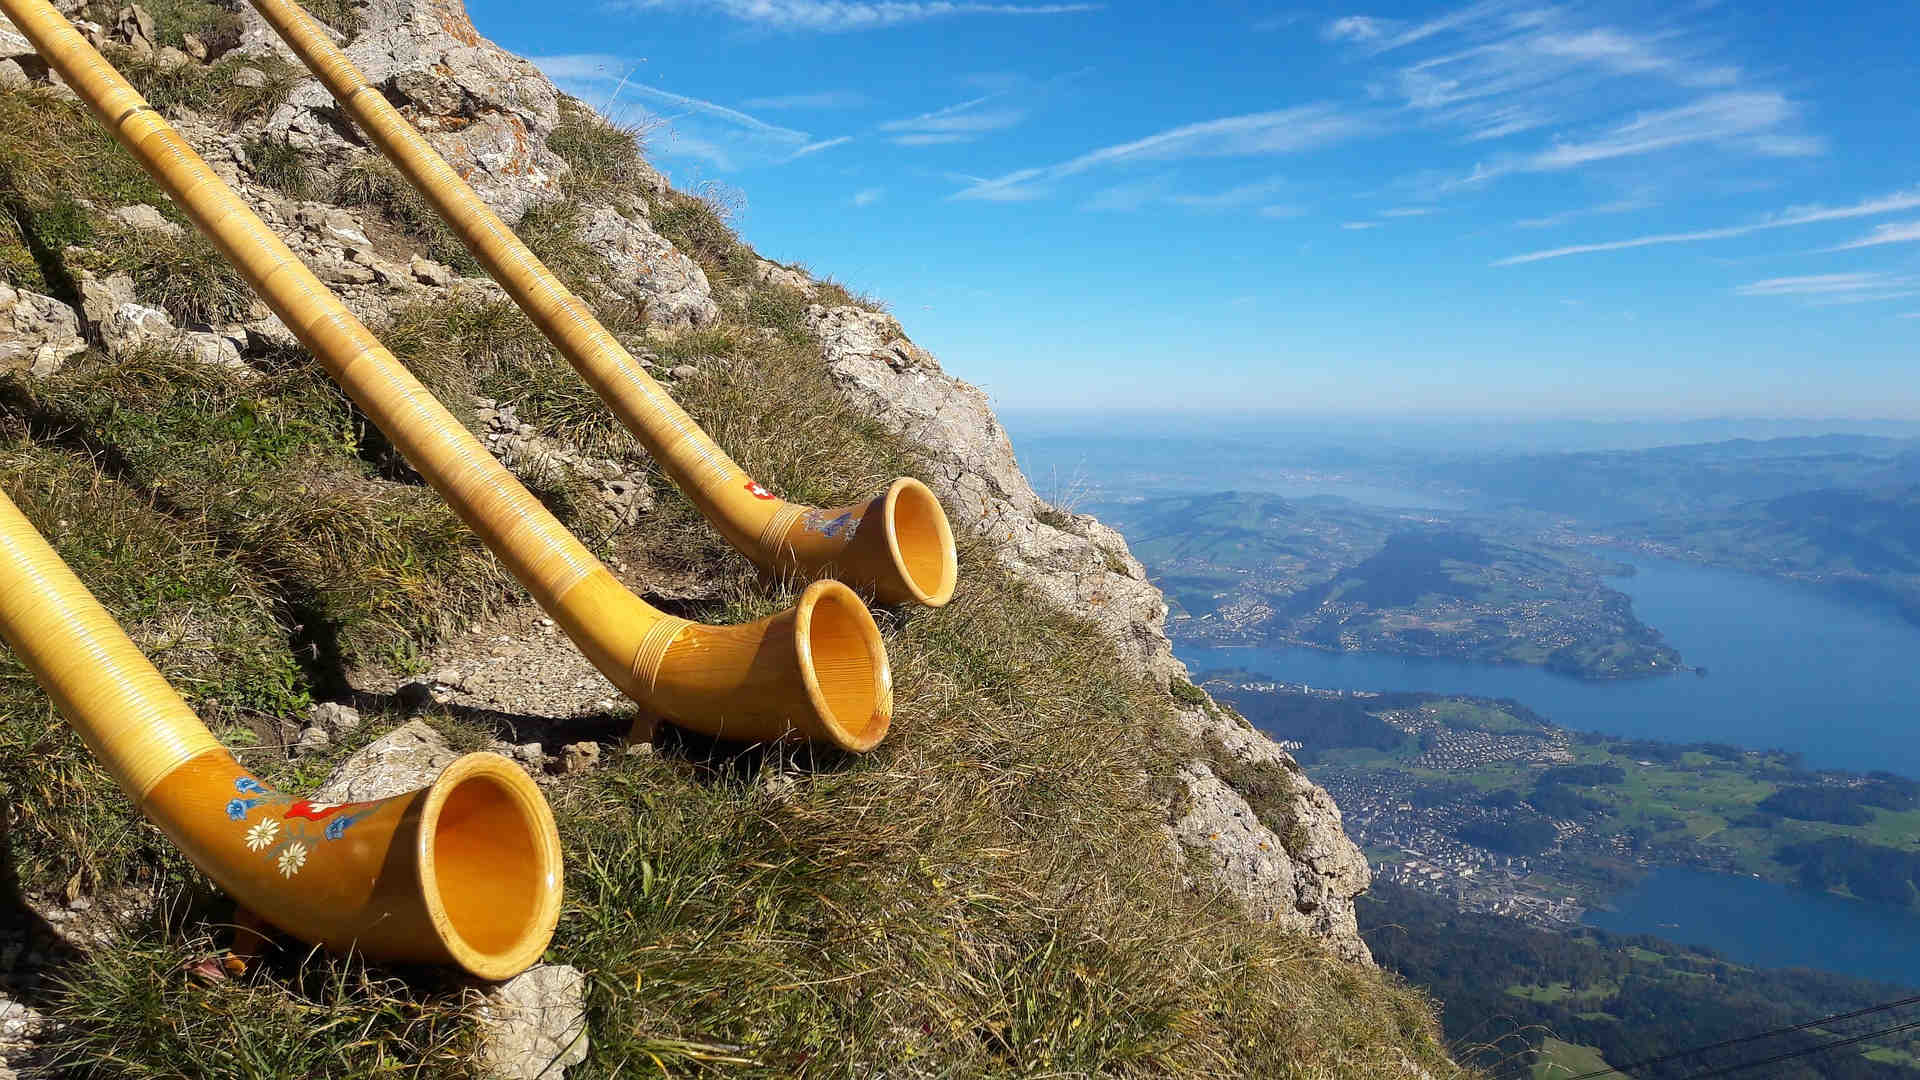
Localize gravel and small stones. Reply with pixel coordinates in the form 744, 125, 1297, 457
474, 399, 653, 527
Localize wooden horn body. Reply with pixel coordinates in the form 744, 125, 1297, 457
0, 486, 563, 979
242, 0, 958, 609
0, 0, 891, 751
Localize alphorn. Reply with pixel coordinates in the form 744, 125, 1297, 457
0, 0, 892, 751
241, 0, 958, 609
0, 484, 563, 979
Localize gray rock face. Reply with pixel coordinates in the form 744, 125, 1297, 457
0, 284, 86, 377
264, 0, 565, 223
577, 206, 717, 329
807, 304, 1175, 683
753, 258, 816, 298
473, 964, 589, 1079
806, 302, 1375, 962
312, 719, 459, 801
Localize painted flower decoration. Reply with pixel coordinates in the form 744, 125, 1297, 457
276, 842, 307, 878
234, 777, 267, 795
226, 797, 260, 821
244, 818, 279, 851
324, 816, 356, 841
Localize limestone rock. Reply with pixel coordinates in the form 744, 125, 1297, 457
312, 719, 458, 802
292, 724, 331, 757
473, 964, 589, 1079
74, 269, 136, 332
107, 203, 182, 236
806, 302, 1376, 963
410, 254, 454, 286
310, 701, 362, 736
263, 0, 566, 221
808, 303, 1176, 685
577, 206, 717, 329
0, 284, 86, 377
555, 741, 598, 775
1169, 759, 1371, 963
0, 60, 30, 91
753, 258, 816, 298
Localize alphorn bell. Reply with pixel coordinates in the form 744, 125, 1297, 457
0, 484, 564, 978
0, 0, 891, 751
241, 0, 959, 609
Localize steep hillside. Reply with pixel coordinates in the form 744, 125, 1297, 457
0, 0, 1463, 1075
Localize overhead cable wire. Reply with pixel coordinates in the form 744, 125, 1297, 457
1504, 992, 1920, 1080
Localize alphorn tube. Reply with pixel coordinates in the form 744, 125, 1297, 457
0, 486, 563, 979
1, 0, 891, 751
243, 0, 957, 609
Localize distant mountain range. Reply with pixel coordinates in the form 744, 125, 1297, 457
1103, 491, 1682, 678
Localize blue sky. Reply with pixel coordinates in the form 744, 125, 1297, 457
466, 0, 1919, 417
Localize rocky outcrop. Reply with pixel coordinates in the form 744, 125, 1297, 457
261, 0, 564, 223
577, 206, 716, 329
802, 300, 1375, 962
0, 284, 85, 377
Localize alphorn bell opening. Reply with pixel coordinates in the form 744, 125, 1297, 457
0, 0, 892, 751
0, 486, 563, 980
241, 0, 958, 609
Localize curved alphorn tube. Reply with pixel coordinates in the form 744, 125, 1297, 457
1, 0, 891, 751
0, 486, 563, 979
243, 0, 957, 609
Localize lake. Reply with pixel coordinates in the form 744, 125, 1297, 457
1177, 554, 1920, 779
1585, 867, 1920, 989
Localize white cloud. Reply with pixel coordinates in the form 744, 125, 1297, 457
1515, 196, 1655, 229
1734, 273, 1920, 305
955, 104, 1375, 201
882, 94, 1028, 145
1822, 220, 1920, 252
789, 135, 854, 158
1168, 177, 1291, 209
1259, 204, 1309, 219
744, 90, 869, 109
1342, 221, 1384, 230
1326, 0, 1807, 189
545, 79, 849, 170
603, 0, 1100, 31
1380, 206, 1435, 217
1496, 187, 1920, 265
1524, 93, 1810, 171
852, 187, 884, 206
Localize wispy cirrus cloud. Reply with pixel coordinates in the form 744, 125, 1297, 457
881, 94, 1028, 146
955, 104, 1377, 201
744, 90, 870, 109
1515, 195, 1655, 229
1734, 273, 1920, 305
1167, 177, 1291, 210
601, 0, 1100, 31
527, 61, 853, 170
1495, 187, 1920, 265
852, 187, 884, 207
1821, 220, 1920, 252
1449, 92, 1817, 191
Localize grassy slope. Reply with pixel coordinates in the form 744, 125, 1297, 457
0, 21, 1463, 1076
